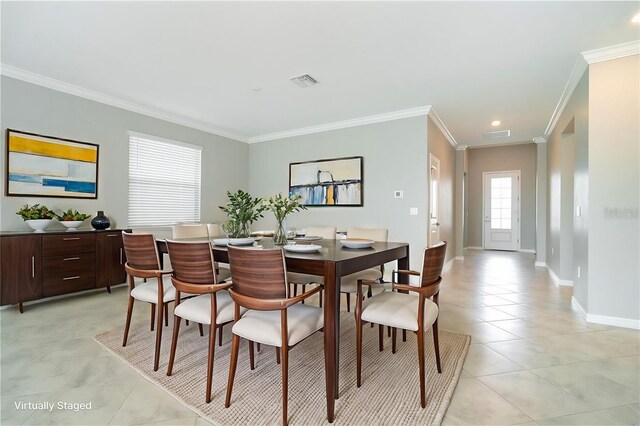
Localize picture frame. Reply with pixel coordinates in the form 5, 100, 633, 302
5, 129, 99, 199
289, 156, 363, 207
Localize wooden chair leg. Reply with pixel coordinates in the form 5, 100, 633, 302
356, 315, 363, 387
167, 315, 181, 376
150, 303, 156, 331
153, 301, 164, 371
123, 296, 135, 346
224, 334, 240, 408
106, 286, 111, 294
186, 319, 190, 326
378, 324, 384, 352
417, 327, 426, 408
392, 327, 397, 354
276, 347, 281, 364
257, 343, 261, 352
319, 288, 323, 307
198, 323, 204, 337
249, 341, 255, 370
218, 324, 224, 346
433, 319, 442, 374
346, 293, 351, 312
281, 344, 289, 426
206, 324, 217, 403
301, 284, 306, 304
388, 326, 391, 337
164, 303, 169, 327
292, 284, 298, 297
403, 329, 407, 342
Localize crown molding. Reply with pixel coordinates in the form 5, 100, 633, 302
427, 107, 458, 148
581, 40, 640, 64
247, 106, 431, 143
543, 57, 588, 139
0, 64, 249, 143
533, 137, 547, 144
456, 145, 468, 151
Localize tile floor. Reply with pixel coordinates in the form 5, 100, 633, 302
1, 249, 638, 425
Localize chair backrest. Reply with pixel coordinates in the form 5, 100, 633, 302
207, 223, 224, 238
165, 240, 217, 286
172, 224, 208, 239
227, 246, 288, 299
347, 227, 388, 242
421, 241, 447, 287
122, 232, 161, 271
305, 226, 337, 239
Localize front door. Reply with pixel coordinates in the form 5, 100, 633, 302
483, 171, 520, 251
429, 154, 440, 246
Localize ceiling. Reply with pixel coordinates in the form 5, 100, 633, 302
2, 2, 639, 147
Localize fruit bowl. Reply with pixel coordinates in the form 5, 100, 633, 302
25, 219, 53, 233
60, 220, 85, 232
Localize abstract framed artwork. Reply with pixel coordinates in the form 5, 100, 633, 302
289, 156, 363, 206
5, 129, 99, 199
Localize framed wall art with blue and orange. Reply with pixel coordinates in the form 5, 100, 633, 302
289, 156, 363, 207
5, 129, 99, 199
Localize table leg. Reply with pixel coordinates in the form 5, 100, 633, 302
397, 248, 410, 284
323, 261, 338, 422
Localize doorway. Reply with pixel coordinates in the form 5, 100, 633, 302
483, 170, 520, 251
429, 154, 440, 246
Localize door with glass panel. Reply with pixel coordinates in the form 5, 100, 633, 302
483, 171, 520, 251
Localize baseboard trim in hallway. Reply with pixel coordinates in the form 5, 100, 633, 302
547, 266, 573, 287
572, 296, 640, 330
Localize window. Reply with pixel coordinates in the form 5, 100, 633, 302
128, 132, 202, 227
490, 177, 512, 230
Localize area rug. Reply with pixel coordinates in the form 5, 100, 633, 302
95, 313, 470, 425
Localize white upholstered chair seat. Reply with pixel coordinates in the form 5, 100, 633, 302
361, 291, 439, 332
232, 304, 324, 347
173, 290, 244, 325
339, 268, 386, 293
130, 276, 176, 303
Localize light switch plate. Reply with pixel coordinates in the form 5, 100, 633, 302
409, 207, 418, 216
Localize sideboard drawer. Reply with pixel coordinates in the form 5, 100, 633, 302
43, 253, 96, 297
43, 234, 96, 256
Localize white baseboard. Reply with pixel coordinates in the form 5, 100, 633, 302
547, 266, 573, 287
454, 256, 464, 261
467, 246, 483, 250
572, 296, 640, 330
443, 257, 455, 273
535, 261, 547, 268
518, 249, 536, 253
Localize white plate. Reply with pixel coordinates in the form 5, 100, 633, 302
228, 237, 256, 246
295, 236, 322, 241
340, 238, 375, 249
283, 244, 322, 253
212, 238, 230, 246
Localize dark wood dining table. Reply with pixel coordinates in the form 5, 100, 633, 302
156, 237, 409, 423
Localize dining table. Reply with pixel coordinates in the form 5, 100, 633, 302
156, 237, 410, 423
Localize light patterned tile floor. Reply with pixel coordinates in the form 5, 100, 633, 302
1, 249, 639, 425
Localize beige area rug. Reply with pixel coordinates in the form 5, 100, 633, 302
95, 313, 470, 425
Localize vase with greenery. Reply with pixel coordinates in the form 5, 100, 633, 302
54, 209, 92, 231
16, 204, 56, 232
265, 193, 307, 245
219, 190, 266, 238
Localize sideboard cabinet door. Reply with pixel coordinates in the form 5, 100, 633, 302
96, 232, 126, 288
0, 235, 42, 306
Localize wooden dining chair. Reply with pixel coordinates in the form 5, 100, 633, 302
354, 241, 447, 408
340, 227, 389, 311
165, 240, 245, 403
172, 223, 231, 282
287, 225, 336, 306
224, 246, 324, 426
121, 232, 176, 371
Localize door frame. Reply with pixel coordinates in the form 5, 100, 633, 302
429, 153, 441, 246
481, 170, 521, 251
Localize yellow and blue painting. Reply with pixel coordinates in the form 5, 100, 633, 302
289, 156, 363, 206
6, 130, 98, 198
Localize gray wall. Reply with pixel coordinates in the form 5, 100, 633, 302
467, 143, 537, 250
0, 76, 249, 233
248, 116, 429, 270
427, 116, 456, 264
588, 55, 639, 321
535, 141, 547, 264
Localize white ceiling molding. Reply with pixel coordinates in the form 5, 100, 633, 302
456, 145, 468, 151
247, 106, 431, 143
0, 64, 249, 143
543, 58, 588, 139
533, 137, 547, 144
581, 39, 640, 64
427, 107, 458, 148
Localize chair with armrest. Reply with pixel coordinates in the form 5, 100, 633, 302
224, 246, 324, 426
172, 223, 231, 282
354, 241, 447, 408
339, 227, 389, 311
287, 226, 336, 306
165, 240, 246, 403
121, 232, 176, 371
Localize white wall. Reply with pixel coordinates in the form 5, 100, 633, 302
0, 76, 249, 233
248, 116, 429, 270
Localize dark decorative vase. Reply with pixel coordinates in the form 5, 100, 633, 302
91, 211, 111, 230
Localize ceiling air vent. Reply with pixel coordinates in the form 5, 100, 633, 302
482, 130, 511, 139
289, 74, 319, 88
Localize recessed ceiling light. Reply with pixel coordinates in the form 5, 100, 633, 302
632, 13, 640, 23
491, 120, 501, 127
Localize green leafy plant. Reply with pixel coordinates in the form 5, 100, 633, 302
16, 204, 56, 221
219, 190, 266, 238
265, 193, 306, 244
55, 209, 91, 221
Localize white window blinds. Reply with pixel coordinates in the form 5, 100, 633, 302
128, 133, 202, 227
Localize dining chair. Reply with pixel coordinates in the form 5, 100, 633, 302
206, 223, 224, 238
354, 241, 447, 408
224, 246, 324, 426
340, 227, 389, 312
165, 240, 245, 403
172, 223, 231, 282
287, 225, 337, 306
121, 232, 176, 371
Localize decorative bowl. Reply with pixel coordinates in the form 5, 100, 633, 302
284, 244, 322, 253
25, 219, 53, 233
60, 220, 85, 232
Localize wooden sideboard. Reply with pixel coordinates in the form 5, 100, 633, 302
0, 229, 130, 312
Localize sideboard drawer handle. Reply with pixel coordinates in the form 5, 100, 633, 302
107, 234, 119, 238
63, 237, 80, 241
63, 276, 80, 281
31, 256, 35, 278
64, 257, 80, 261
